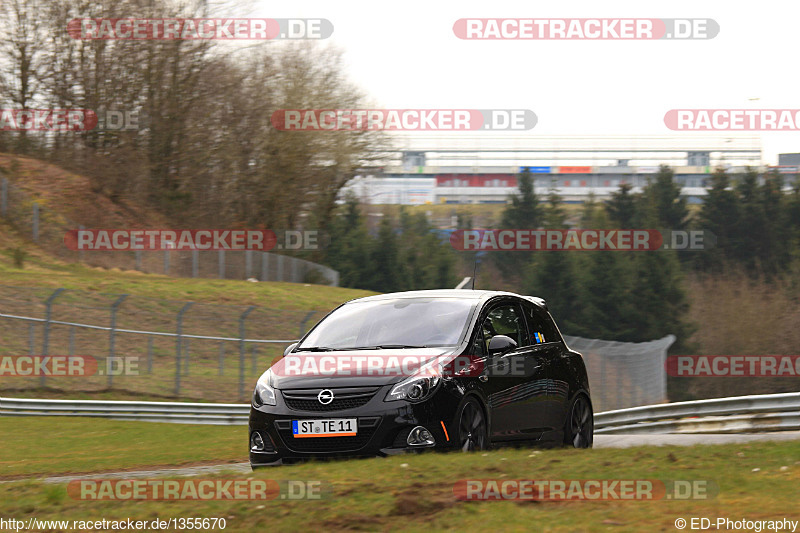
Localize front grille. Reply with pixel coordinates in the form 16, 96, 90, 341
282, 386, 380, 412
275, 417, 381, 453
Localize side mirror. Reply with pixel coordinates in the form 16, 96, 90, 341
283, 343, 298, 356
488, 335, 517, 356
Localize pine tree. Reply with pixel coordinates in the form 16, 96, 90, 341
521, 179, 584, 333
734, 168, 769, 273
578, 210, 636, 340
606, 183, 637, 229
760, 170, 791, 274
696, 168, 740, 271
523, 250, 585, 335
495, 169, 542, 280
543, 178, 567, 229
368, 216, 402, 292
628, 204, 695, 350
501, 169, 542, 228
643, 165, 690, 231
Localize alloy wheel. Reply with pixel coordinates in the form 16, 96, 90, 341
458, 400, 487, 452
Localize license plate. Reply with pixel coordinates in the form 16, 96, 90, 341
292, 418, 357, 438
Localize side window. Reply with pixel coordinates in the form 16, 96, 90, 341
483, 304, 526, 348
470, 328, 486, 357
522, 301, 561, 344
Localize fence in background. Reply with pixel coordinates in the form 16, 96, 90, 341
0, 286, 676, 408
0, 176, 338, 285
0, 286, 314, 401
565, 334, 675, 413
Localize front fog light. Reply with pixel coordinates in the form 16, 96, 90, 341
407, 426, 435, 446
250, 432, 265, 451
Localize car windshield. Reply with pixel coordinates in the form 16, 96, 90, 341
298, 297, 477, 350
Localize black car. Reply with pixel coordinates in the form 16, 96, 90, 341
249, 289, 592, 466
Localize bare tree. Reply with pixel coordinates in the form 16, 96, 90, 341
0, 0, 47, 153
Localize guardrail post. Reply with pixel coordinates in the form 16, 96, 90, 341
183, 337, 190, 376
135, 250, 142, 271
219, 250, 226, 279
41, 288, 65, 388
1, 178, 7, 218
246, 250, 253, 279
299, 311, 316, 339
147, 337, 153, 374
192, 250, 199, 278
78, 225, 85, 262
239, 306, 256, 400
28, 322, 35, 363
218, 341, 225, 376
174, 302, 194, 396
32, 202, 39, 242
108, 294, 128, 388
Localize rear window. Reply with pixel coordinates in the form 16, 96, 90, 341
522, 301, 561, 345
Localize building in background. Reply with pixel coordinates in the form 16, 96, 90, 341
340, 135, 799, 205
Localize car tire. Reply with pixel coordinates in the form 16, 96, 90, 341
564, 394, 593, 448
457, 397, 488, 452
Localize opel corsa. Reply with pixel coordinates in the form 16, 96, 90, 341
249, 290, 593, 467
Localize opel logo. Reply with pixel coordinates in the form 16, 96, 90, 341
317, 389, 334, 405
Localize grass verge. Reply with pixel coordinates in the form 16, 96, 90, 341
1, 417, 799, 531
0, 417, 245, 478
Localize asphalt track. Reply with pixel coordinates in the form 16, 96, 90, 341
18, 431, 799, 485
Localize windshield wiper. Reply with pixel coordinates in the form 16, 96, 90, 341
349, 344, 430, 350
298, 345, 433, 352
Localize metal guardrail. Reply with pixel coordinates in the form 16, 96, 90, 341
594, 392, 800, 434
0, 397, 249, 425
2, 392, 800, 432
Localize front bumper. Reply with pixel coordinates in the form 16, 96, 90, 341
248, 383, 462, 467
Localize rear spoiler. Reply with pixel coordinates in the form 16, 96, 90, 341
526, 296, 547, 310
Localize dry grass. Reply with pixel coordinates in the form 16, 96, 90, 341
680, 268, 800, 399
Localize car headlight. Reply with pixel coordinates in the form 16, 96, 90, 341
253, 370, 277, 406
385, 373, 441, 403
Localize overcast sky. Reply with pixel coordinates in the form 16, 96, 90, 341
248, 0, 800, 164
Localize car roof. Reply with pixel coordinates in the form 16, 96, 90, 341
345, 289, 547, 309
